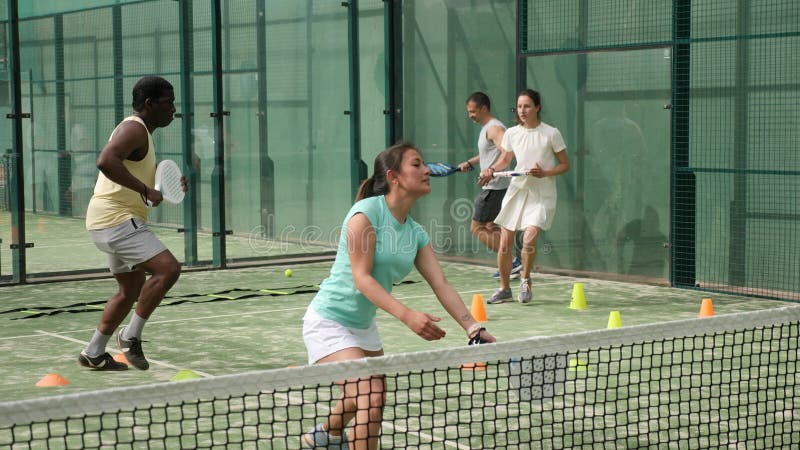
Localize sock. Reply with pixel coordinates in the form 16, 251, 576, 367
123, 312, 147, 340
85, 330, 111, 357
322, 424, 342, 440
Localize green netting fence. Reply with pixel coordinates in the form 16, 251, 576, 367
0, 0, 797, 302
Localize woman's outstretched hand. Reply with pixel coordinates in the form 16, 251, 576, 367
402, 310, 446, 340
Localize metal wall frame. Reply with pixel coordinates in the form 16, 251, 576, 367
0, 0, 398, 284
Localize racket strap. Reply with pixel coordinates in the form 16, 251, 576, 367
468, 327, 487, 345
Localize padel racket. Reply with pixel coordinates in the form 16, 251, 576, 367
149, 159, 184, 205
493, 171, 527, 177
427, 162, 472, 177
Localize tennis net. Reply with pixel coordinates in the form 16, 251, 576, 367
2, 305, 799, 449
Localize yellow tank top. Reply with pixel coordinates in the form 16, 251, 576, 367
85, 116, 156, 230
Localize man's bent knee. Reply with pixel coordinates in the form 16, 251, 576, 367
141, 250, 181, 282
470, 221, 494, 235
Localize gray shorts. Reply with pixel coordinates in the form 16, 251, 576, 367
89, 218, 168, 274
473, 188, 507, 223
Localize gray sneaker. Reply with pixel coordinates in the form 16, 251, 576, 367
487, 288, 512, 304
117, 326, 149, 370
518, 278, 532, 303
302, 423, 349, 449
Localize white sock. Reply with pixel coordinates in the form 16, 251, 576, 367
85, 330, 111, 357
123, 313, 147, 340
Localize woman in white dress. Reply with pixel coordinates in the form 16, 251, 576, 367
479, 89, 570, 304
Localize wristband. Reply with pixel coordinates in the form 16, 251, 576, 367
467, 323, 484, 338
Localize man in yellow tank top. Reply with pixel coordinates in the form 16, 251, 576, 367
79, 76, 186, 371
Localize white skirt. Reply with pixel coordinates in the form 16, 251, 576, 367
494, 185, 557, 231
302, 307, 383, 364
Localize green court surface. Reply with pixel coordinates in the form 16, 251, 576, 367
0, 261, 791, 403
0, 211, 334, 277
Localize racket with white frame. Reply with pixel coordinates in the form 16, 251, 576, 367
148, 159, 184, 205
493, 170, 527, 177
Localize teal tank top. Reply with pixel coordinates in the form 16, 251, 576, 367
310, 196, 430, 329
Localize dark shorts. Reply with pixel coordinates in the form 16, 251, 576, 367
472, 188, 507, 223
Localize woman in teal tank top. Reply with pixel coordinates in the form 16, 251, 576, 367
302, 142, 495, 450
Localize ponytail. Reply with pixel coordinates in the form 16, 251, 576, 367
355, 177, 376, 202
355, 141, 418, 203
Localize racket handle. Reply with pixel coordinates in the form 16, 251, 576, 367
494, 171, 526, 177
146, 184, 161, 207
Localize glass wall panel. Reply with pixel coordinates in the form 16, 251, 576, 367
358, 0, 387, 164
402, 0, 516, 260
524, 49, 671, 281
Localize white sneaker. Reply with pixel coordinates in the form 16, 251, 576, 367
518, 278, 532, 303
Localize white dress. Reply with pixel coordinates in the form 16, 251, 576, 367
493, 122, 566, 231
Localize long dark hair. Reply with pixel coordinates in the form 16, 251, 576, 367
515, 89, 541, 125
355, 141, 418, 202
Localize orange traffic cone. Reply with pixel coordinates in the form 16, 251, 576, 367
470, 294, 488, 322
113, 353, 129, 365
460, 361, 487, 371
36, 373, 70, 387
699, 298, 714, 318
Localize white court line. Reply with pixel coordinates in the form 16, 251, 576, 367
34, 329, 214, 378
147, 306, 308, 326
0, 307, 310, 341
0, 283, 541, 341
394, 280, 561, 300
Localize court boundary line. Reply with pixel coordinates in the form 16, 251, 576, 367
34, 329, 214, 377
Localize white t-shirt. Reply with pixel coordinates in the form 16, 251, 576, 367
494, 121, 567, 231
500, 122, 566, 191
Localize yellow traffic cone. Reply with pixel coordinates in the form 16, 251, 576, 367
569, 283, 587, 310
607, 311, 622, 329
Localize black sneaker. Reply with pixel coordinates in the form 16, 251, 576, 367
117, 327, 150, 370
78, 351, 128, 371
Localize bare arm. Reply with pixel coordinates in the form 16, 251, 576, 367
96, 121, 163, 205
348, 213, 446, 341
457, 155, 479, 173
478, 148, 514, 187
486, 124, 506, 151
414, 244, 496, 342
529, 149, 570, 178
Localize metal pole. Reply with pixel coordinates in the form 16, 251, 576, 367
7, 0, 28, 282
210, 0, 228, 267
345, 0, 367, 199
178, 0, 198, 265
